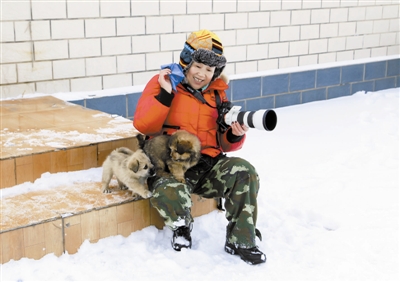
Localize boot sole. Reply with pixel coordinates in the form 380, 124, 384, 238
225, 244, 266, 265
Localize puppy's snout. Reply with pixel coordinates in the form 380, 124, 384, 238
149, 167, 156, 177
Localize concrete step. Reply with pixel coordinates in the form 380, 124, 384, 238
0, 96, 217, 264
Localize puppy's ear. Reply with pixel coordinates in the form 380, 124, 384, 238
136, 134, 146, 149
131, 159, 139, 173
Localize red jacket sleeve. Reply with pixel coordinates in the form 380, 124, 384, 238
133, 75, 172, 135
219, 130, 246, 152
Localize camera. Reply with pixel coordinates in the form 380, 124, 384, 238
217, 102, 277, 132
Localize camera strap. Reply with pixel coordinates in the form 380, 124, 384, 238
181, 83, 217, 109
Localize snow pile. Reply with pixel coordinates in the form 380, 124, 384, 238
1, 88, 399, 281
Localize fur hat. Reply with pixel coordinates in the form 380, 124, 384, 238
179, 30, 227, 81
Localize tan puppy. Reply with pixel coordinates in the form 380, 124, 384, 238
143, 130, 201, 183
101, 147, 155, 199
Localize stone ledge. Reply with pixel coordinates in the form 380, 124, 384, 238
0, 181, 217, 263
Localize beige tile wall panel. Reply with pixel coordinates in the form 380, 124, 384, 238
1, 83, 36, 100
349, 7, 367, 21
311, 9, 330, 24
117, 54, 146, 73
116, 18, 145, 36
67, 1, 99, 18
0, 22, 14, 42
103, 74, 133, 90
131, 0, 159, 16
289, 41, 309, 57
226, 13, 248, 29
187, 1, 212, 14
299, 55, 318, 66
237, 29, 258, 45
213, 1, 236, 13
69, 38, 101, 58
31, 21, 51, 41
247, 44, 269, 60
1, 1, 31, 21
309, 39, 328, 54
173, 15, 200, 33
321, 23, 339, 38
70, 76, 103, 92
131, 35, 160, 53
1, 64, 17, 84
381, 33, 397, 46
17, 62, 53, 83
85, 19, 116, 38
14, 22, 31, 42
280, 26, 300, 41
364, 34, 382, 48
86, 57, 116, 76
321, 1, 340, 8
0, 1, 398, 98
53, 59, 85, 79
199, 14, 225, 31
32, 1, 66, 20
248, 12, 270, 28
102, 37, 132, 56
301, 25, 320, 40
292, 10, 311, 25
36, 79, 70, 94
161, 34, 187, 51
236, 61, 258, 74
282, 0, 302, 10
271, 11, 291, 27
302, 1, 321, 9
238, 1, 259, 12
51, 20, 85, 40
259, 27, 280, 43
160, 1, 186, 15
100, 1, 131, 17
269, 42, 289, 58
132, 70, 158, 86
146, 16, 173, 34
34, 40, 69, 61
146, 52, 173, 70
1, 42, 32, 64
224, 46, 246, 63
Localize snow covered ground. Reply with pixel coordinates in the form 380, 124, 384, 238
1, 88, 399, 281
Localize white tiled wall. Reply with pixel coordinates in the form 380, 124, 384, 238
0, 0, 399, 98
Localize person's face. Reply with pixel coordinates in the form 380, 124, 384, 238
186, 62, 216, 89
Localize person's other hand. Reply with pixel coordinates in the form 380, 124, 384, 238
158, 68, 172, 93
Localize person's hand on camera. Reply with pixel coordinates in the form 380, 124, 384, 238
231, 121, 248, 136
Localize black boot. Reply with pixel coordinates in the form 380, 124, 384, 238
225, 228, 266, 265
225, 242, 266, 265
171, 224, 192, 251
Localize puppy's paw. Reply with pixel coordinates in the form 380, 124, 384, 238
177, 178, 186, 184
103, 188, 112, 194
120, 184, 128, 190
142, 190, 153, 199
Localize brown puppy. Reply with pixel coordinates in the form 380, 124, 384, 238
101, 147, 155, 198
143, 130, 201, 183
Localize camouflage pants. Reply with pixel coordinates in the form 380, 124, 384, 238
149, 155, 260, 248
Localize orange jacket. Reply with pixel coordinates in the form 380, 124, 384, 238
133, 74, 246, 157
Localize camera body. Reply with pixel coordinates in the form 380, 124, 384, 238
217, 102, 277, 132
